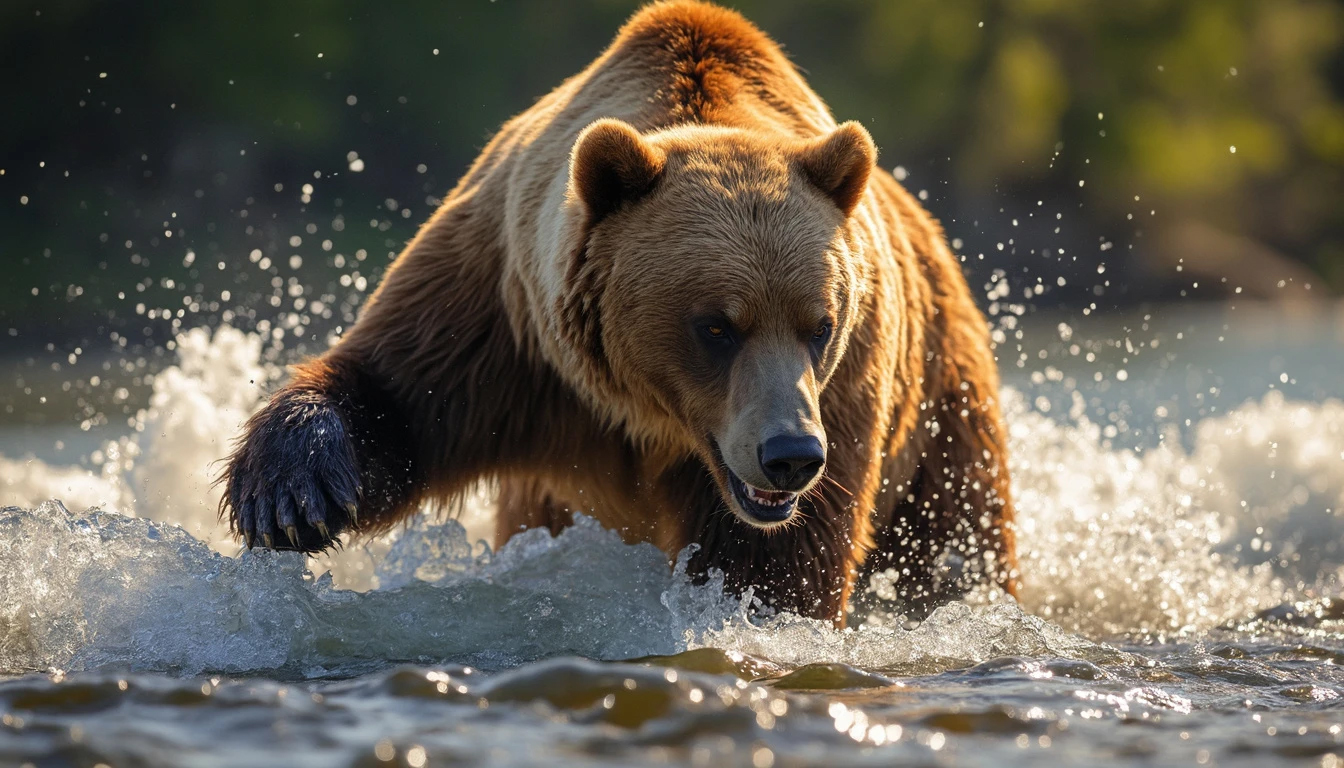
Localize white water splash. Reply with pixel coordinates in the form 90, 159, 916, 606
0, 455, 127, 513
1010, 389, 1344, 636
126, 325, 269, 547
0, 326, 265, 549
1, 325, 1342, 675
3, 499, 1103, 676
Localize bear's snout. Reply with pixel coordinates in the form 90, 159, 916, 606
758, 434, 825, 491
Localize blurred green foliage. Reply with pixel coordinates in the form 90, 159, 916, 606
1, 0, 1341, 352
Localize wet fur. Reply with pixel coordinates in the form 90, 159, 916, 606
220, 0, 1018, 623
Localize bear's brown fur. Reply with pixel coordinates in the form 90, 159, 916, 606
221, 0, 1018, 624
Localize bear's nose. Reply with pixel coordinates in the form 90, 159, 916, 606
758, 434, 826, 491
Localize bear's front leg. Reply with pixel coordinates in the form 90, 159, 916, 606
221, 355, 419, 552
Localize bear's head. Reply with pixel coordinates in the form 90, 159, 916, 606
563, 118, 876, 529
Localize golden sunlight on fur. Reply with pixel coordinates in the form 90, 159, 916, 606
221, 0, 1017, 625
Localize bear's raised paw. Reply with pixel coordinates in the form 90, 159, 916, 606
221, 391, 361, 552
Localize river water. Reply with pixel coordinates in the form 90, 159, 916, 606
3, 302, 1344, 767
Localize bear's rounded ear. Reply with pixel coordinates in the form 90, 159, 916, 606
569, 119, 666, 224
795, 121, 877, 217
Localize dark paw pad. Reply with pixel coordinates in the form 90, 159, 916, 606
222, 392, 361, 552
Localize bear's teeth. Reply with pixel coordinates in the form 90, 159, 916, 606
744, 485, 794, 506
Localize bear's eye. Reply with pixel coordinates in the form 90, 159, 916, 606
812, 321, 832, 343
695, 320, 737, 350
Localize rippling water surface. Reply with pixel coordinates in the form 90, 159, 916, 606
3, 305, 1344, 766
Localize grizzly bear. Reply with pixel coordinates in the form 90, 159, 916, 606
221, 0, 1017, 624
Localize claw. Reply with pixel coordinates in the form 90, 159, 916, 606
244, 531, 254, 549
262, 533, 274, 549
285, 525, 299, 547
315, 521, 331, 540
346, 503, 359, 528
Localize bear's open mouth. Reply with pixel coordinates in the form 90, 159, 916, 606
726, 468, 799, 525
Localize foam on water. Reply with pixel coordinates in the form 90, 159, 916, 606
2, 326, 1343, 676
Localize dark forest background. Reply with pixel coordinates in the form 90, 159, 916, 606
3, 0, 1342, 356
